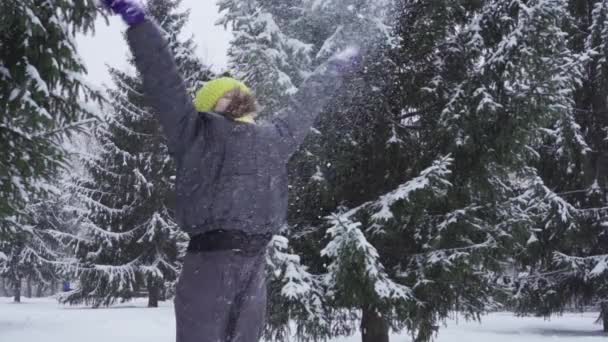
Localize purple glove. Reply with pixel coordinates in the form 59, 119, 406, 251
329, 46, 364, 74
102, 0, 147, 26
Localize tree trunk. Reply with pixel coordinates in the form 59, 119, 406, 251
35, 283, 44, 298
13, 279, 21, 303
148, 278, 160, 308
26, 277, 32, 298
159, 282, 166, 302
361, 307, 389, 342
51, 279, 57, 295
602, 302, 608, 333
0, 278, 7, 297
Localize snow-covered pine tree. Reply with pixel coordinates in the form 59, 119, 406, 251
59, 0, 212, 308
321, 156, 454, 342
0, 0, 102, 227
265, 234, 330, 341
283, 0, 399, 222
0, 220, 54, 303
217, 0, 313, 116
513, 0, 608, 331
280, 0, 581, 341
280, 48, 413, 342
379, 1, 578, 340
303, 0, 392, 60
0, 0, 102, 301
0, 179, 75, 302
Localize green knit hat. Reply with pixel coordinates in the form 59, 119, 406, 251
194, 77, 253, 113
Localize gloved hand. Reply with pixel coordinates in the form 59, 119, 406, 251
101, 0, 147, 26
329, 45, 364, 74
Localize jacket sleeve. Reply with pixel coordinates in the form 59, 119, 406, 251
271, 59, 348, 158
126, 20, 198, 156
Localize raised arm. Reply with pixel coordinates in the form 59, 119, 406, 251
127, 21, 198, 155
271, 47, 362, 157
104, 0, 198, 156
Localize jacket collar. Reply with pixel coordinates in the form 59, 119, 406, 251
234, 114, 256, 124
203, 112, 257, 125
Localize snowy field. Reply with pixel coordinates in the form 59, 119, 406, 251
1, 297, 605, 342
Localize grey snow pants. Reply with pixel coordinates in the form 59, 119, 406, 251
175, 247, 267, 342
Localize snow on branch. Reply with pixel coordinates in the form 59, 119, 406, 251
518, 175, 578, 225
137, 211, 177, 243
82, 220, 143, 242
268, 235, 326, 320
371, 155, 453, 221
80, 257, 140, 280
332, 156, 453, 225
322, 215, 412, 301
553, 252, 608, 280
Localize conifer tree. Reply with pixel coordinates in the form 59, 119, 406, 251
513, 0, 608, 331
217, 0, 313, 115
271, 1, 581, 341
0, 207, 59, 303
0, 0, 101, 223
0, 0, 102, 301
60, 0, 212, 308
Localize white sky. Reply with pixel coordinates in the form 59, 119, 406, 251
76, 0, 232, 87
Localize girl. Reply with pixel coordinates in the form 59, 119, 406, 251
103, 1, 361, 341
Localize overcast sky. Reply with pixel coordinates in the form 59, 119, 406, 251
76, 0, 232, 87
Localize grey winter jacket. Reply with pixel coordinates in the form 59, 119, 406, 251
127, 20, 349, 236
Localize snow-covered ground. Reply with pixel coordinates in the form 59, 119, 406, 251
1, 297, 605, 341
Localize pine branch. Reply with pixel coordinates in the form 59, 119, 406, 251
33, 118, 99, 139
